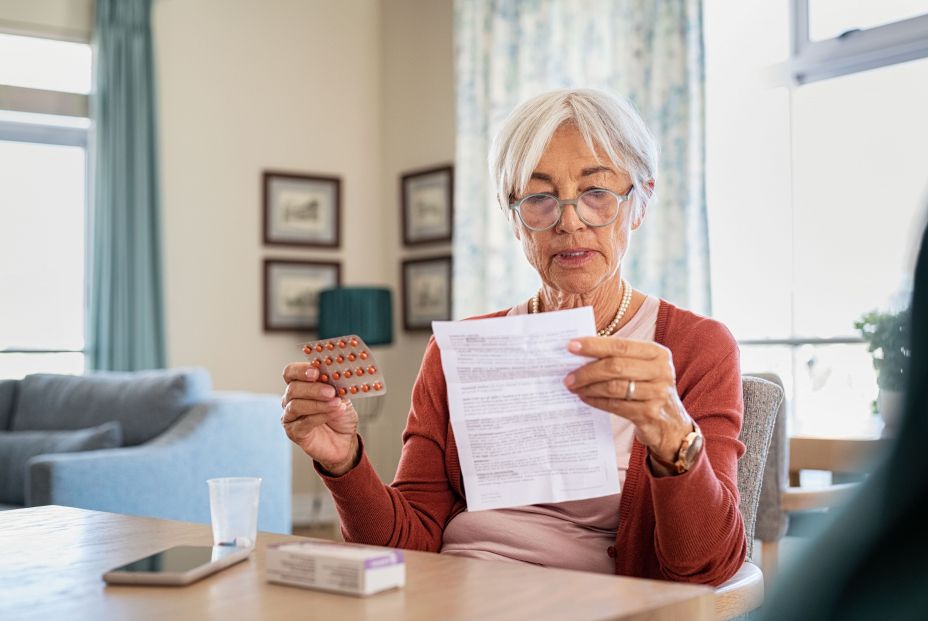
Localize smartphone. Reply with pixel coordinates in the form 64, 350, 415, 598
102, 545, 252, 586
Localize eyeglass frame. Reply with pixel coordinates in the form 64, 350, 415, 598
507, 186, 635, 232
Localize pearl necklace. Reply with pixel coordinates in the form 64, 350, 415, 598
530, 279, 633, 337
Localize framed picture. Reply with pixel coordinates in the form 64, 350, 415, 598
401, 255, 452, 331
401, 165, 453, 246
263, 259, 341, 332
263, 171, 341, 248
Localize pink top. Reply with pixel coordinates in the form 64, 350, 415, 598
440, 295, 662, 573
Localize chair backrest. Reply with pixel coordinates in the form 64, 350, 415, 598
751, 373, 789, 545
738, 374, 785, 559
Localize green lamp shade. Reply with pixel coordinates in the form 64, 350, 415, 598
318, 287, 393, 346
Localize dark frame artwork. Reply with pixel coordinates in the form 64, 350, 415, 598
401, 255, 452, 331
401, 164, 454, 246
263, 259, 342, 332
263, 171, 341, 248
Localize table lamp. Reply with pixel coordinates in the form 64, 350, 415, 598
318, 287, 393, 346
317, 287, 393, 430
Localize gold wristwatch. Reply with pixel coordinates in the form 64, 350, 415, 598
651, 422, 704, 475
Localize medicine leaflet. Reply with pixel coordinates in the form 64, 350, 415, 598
432, 307, 620, 511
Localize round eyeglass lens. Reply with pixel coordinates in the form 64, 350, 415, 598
577, 189, 619, 225
518, 194, 560, 229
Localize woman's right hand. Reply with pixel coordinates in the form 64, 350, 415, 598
281, 363, 360, 475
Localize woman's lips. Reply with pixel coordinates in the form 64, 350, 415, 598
552, 249, 595, 267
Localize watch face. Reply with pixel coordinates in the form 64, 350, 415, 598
684, 432, 704, 465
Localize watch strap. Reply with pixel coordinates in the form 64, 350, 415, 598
651, 422, 703, 475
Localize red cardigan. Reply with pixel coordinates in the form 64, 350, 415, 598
317, 300, 746, 586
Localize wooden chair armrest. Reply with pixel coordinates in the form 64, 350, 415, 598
781, 482, 859, 512
715, 561, 764, 620
789, 436, 890, 473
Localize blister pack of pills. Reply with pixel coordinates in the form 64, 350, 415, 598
302, 334, 386, 399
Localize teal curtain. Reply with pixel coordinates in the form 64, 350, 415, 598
454, 0, 709, 317
89, 0, 165, 370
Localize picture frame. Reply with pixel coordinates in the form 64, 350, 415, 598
263, 259, 342, 332
401, 255, 452, 331
263, 171, 341, 248
401, 165, 453, 246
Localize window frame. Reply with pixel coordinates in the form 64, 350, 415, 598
0, 34, 91, 371
789, 0, 928, 84
707, 2, 927, 435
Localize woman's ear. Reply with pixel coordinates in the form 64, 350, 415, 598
631, 179, 655, 230
504, 201, 522, 240
511, 213, 522, 240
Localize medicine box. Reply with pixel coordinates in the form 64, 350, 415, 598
266, 541, 405, 596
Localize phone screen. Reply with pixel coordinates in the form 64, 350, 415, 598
110, 545, 239, 574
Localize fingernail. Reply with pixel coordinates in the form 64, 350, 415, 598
568, 341, 582, 352
564, 374, 575, 387
323, 385, 336, 398
306, 368, 318, 380
328, 398, 342, 407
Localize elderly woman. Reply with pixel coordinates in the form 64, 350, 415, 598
281, 89, 745, 586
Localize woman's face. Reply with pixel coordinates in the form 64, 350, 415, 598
512, 124, 644, 295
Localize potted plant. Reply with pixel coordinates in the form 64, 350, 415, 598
854, 308, 911, 434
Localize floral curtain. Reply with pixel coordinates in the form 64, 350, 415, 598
453, 0, 709, 318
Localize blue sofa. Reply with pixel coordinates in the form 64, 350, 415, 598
0, 369, 291, 534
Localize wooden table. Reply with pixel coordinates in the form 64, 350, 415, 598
0, 506, 714, 620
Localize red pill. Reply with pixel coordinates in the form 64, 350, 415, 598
359, 351, 369, 360
338, 387, 347, 396
367, 366, 376, 374
332, 371, 341, 380
349, 337, 359, 346
349, 386, 359, 394
324, 356, 333, 365
336, 355, 344, 364
373, 382, 383, 391
315, 344, 324, 353
361, 384, 371, 392
356, 368, 365, 376
311, 359, 321, 368
325, 342, 335, 351
302, 345, 313, 355
319, 373, 329, 382
348, 353, 356, 362
338, 340, 346, 348
344, 370, 353, 378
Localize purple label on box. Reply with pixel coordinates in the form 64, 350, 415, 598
364, 551, 405, 569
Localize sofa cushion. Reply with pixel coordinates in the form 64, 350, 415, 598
0, 380, 17, 431
0, 421, 123, 505
10, 368, 211, 446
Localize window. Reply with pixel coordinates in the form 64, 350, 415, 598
0, 33, 92, 379
0, 33, 92, 93
705, 1, 928, 437
808, 0, 928, 42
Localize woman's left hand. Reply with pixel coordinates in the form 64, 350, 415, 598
564, 336, 694, 465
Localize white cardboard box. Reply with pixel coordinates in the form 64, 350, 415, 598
266, 541, 405, 596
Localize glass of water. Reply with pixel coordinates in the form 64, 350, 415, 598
207, 477, 262, 548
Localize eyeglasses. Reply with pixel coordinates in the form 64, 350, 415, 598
508, 187, 634, 232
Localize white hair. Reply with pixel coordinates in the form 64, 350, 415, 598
489, 88, 659, 220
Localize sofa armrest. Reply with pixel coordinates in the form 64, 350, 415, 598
27, 393, 291, 533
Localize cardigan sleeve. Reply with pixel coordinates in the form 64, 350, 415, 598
316, 337, 459, 551
648, 327, 747, 585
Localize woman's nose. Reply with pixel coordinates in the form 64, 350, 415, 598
555, 202, 586, 233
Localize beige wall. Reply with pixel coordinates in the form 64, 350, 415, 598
374, 0, 455, 480
153, 0, 454, 510
0, 0, 455, 520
